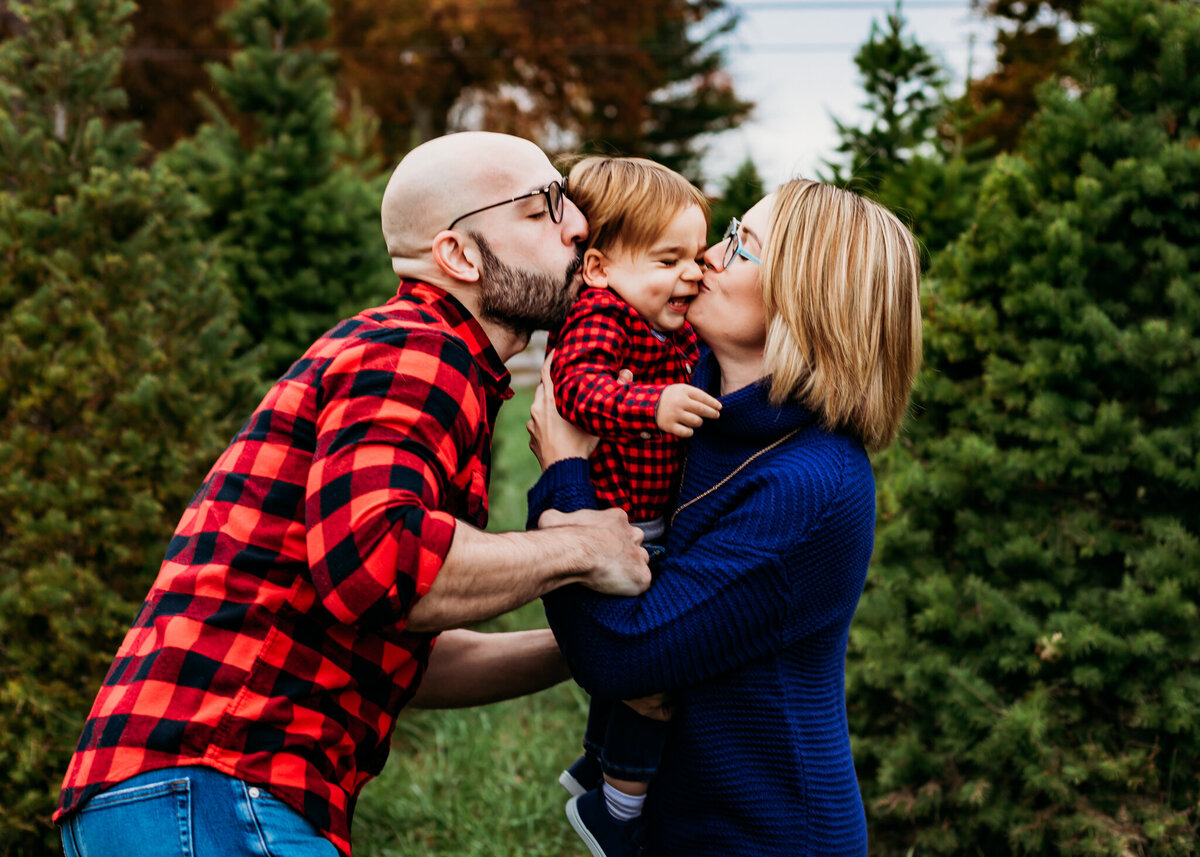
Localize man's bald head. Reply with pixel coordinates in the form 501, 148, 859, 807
380, 132, 557, 271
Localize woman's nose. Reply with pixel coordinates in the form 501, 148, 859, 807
701, 243, 724, 272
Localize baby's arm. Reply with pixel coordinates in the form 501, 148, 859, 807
552, 303, 663, 438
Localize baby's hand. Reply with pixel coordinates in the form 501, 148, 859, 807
655, 384, 721, 438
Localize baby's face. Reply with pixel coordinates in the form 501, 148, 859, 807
604, 205, 708, 333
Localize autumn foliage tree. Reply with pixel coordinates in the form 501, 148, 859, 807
116, 0, 233, 148
80, 0, 753, 182
329, 0, 753, 176
964, 0, 1083, 152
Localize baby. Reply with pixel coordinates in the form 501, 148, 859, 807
550, 155, 721, 857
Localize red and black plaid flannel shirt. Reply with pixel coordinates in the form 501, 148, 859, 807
55, 280, 512, 856
550, 287, 698, 523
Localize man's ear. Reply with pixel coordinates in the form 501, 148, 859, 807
581, 248, 610, 289
431, 230, 482, 283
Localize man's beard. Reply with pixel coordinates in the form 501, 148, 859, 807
471, 232, 581, 336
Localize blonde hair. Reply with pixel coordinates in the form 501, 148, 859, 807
567, 156, 709, 255
761, 179, 922, 453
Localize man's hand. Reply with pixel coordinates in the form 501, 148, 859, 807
656, 383, 722, 437
539, 507, 651, 597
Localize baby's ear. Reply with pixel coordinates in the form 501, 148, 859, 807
581, 248, 610, 289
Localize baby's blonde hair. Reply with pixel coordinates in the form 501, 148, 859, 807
761, 179, 923, 453
567, 156, 709, 255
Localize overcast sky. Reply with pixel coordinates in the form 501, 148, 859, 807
700, 0, 998, 190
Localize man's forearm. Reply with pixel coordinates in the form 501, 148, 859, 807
409, 628, 570, 708
406, 515, 645, 633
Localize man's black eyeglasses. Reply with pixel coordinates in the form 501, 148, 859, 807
447, 177, 568, 231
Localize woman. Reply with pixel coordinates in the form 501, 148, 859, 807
527, 179, 923, 857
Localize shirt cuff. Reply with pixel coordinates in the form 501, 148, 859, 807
414, 510, 457, 596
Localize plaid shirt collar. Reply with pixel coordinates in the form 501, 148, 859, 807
394, 278, 514, 403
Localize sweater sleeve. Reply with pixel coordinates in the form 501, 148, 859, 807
542, 450, 873, 700
551, 296, 665, 439
525, 456, 597, 530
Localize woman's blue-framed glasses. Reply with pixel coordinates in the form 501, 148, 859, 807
447, 177, 568, 231
721, 217, 761, 270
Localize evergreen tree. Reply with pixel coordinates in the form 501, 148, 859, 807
168, 0, 396, 380
0, 0, 258, 850
867, 143, 988, 257
825, 0, 947, 193
602, 0, 752, 179
851, 1, 1200, 853
824, 1, 985, 254
708, 157, 764, 245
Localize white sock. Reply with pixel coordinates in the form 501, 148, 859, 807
602, 781, 646, 821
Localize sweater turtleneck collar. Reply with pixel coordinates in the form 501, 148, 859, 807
692, 346, 816, 445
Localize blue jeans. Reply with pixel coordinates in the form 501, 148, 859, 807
584, 696, 669, 782
579, 526, 668, 782
60, 767, 339, 857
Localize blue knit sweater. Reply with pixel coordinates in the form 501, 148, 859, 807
529, 349, 875, 856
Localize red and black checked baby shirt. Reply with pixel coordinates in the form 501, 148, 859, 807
551, 287, 699, 523
55, 280, 512, 856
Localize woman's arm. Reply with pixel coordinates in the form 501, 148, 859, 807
524, 358, 621, 528
543, 472, 871, 700
528, 401, 872, 701
525, 362, 870, 701
527, 357, 599, 472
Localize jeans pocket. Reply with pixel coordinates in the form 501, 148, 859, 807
69, 777, 192, 857
243, 785, 338, 857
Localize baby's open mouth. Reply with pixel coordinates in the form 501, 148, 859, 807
668, 294, 695, 312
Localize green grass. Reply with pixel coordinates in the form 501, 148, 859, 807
355, 387, 590, 856
354, 624, 591, 857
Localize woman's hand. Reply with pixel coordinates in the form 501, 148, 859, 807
622, 693, 674, 722
527, 354, 632, 470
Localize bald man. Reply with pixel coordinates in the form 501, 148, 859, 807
55, 133, 651, 857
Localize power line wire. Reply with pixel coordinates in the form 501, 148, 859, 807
124, 36, 980, 63
732, 1, 969, 9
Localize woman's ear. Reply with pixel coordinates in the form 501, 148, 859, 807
581, 248, 609, 289
431, 230, 482, 283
